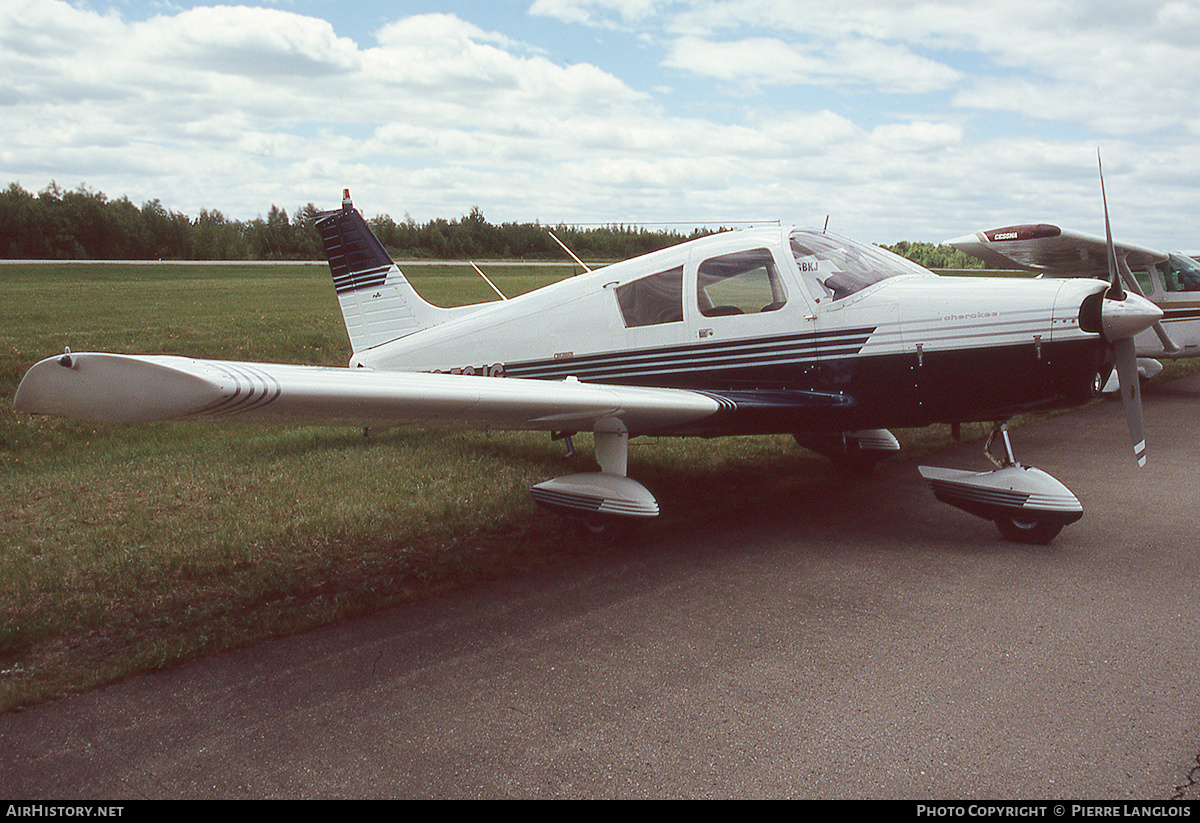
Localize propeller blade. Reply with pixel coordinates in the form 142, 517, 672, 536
1099, 150, 1125, 300
1114, 336, 1147, 467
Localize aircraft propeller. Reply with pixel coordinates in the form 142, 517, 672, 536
1097, 152, 1160, 467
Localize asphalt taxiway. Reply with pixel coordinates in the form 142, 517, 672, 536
2, 374, 1199, 799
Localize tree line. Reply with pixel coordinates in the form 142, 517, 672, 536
0, 181, 979, 267
0, 181, 708, 262
879, 240, 984, 270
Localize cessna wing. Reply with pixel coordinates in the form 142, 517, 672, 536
946, 224, 1168, 279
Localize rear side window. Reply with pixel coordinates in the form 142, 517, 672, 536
697, 248, 787, 317
616, 266, 684, 327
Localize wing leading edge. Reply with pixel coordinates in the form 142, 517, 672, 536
13, 352, 724, 435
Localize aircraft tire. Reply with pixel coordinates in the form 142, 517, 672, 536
994, 516, 1063, 545
575, 519, 632, 541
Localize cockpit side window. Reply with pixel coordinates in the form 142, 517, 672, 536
616, 265, 684, 327
696, 249, 787, 317
790, 229, 926, 300
1161, 254, 1200, 292
1132, 267, 1155, 295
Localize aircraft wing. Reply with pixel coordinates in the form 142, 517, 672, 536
13, 352, 722, 435
947, 224, 1168, 278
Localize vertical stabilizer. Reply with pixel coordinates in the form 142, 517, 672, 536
316, 191, 446, 353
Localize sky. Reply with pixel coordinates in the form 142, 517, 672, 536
3, 0, 1200, 249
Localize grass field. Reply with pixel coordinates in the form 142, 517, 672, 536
3, 262, 1191, 711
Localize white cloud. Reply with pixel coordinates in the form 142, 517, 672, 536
529, 0, 664, 29
141, 5, 362, 77
516, 0, 1200, 247
546, 0, 1200, 136
1, 1, 1199, 250
0, 4, 662, 219
664, 34, 960, 94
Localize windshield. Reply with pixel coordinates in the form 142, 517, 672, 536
1162, 253, 1200, 292
790, 229, 928, 300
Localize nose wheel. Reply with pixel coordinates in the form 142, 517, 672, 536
994, 515, 1063, 545
919, 422, 1082, 545
982, 424, 1067, 544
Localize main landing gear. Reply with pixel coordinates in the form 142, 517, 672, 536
529, 422, 658, 535
918, 422, 1083, 545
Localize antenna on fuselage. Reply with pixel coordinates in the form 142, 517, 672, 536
469, 262, 508, 300
823, 215, 830, 233
548, 230, 592, 273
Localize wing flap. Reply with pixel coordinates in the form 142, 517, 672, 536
14, 353, 721, 434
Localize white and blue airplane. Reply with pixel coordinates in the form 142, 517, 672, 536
15, 180, 1162, 544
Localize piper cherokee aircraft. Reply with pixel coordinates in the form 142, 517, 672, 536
14, 181, 1163, 544
948, 223, 1200, 385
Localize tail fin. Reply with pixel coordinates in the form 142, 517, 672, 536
316, 190, 447, 353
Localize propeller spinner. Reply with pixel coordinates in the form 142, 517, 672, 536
1098, 152, 1162, 467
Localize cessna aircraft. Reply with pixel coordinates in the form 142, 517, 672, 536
14, 182, 1163, 544
948, 224, 1200, 384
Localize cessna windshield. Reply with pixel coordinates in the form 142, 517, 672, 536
790, 229, 929, 300
1161, 253, 1200, 292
